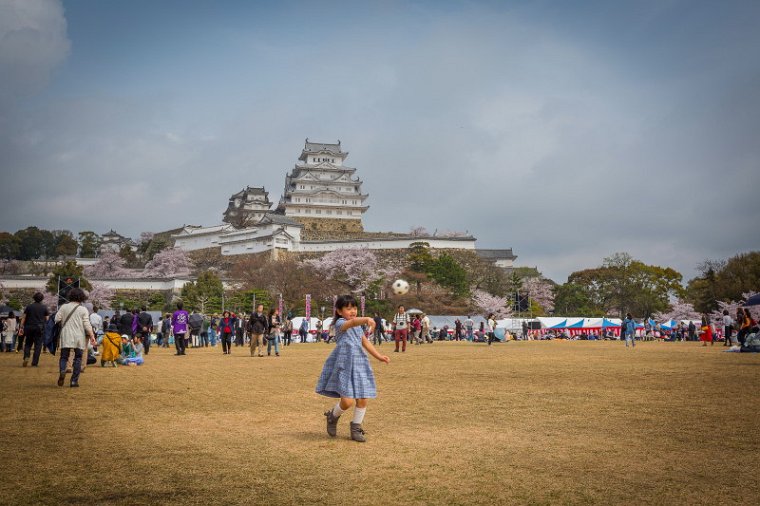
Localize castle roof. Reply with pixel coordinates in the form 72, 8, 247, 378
299, 139, 347, 161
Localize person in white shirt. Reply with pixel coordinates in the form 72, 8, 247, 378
55, 288, 95, 388
722, 310, 734, 346
89, 306, 103, 338
393, 306, 409, 353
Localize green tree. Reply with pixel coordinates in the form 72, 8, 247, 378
0, 232, 20, 260
564, 253, 683, 317
15, 227, 46, 260
553, 282, 606, 316
181, 271, 225, 314
45, 260, 92, 294
144, 236, 170, 260
78, 231, 101, 258
427, 253, 469, 297
119, 244, 140, 268
54, 231, 78, 257
407, 242, 433, 272
686, 252, 760, 312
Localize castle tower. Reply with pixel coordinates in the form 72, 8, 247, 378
277, 139, 369, 237
223, 186, 272, 228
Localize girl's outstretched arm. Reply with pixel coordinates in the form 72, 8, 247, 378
341, 316, 374, 331
362, 335, 390, 364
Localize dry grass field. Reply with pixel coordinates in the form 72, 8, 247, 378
1, 340, 758, 505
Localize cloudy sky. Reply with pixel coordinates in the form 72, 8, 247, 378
1, 0, 758, 282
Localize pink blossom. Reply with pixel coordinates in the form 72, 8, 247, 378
142, 247, 192, 278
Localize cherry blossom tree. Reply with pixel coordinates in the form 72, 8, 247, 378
84, 250, 129, 278
409, 226, 429, 237
303, 248, 397, 293
521, 277, 555, 313
142, 247, 192, 278
653, 299, 701, 322
471, 288, 513, 318
86, 282, 115, 309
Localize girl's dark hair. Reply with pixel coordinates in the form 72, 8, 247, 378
334, 295, 357, 320
68, 287, 88, 303
176, 301, 184, 310
222, 310, 230, 317
33, 292, 44, 303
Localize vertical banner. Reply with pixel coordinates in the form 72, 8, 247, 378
305, 294, 311, 321
278, 294, 283, 319
361, 295, 365, 317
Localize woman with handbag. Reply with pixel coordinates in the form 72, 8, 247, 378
55, 288, 95, 388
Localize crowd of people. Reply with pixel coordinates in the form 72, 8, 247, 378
3, 291, 759, 389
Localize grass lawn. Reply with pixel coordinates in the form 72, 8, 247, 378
1, 340, 758, 505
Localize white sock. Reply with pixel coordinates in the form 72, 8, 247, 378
331, 403, 345, 418
352, 407, 366, 424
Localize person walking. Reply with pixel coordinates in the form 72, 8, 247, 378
623, 313, 636, 348
267, 308, 282, 356
454, 318, 462, 341
219, 311, 234, 354
172, 302, 189, 356
722, 310, 734, 346
18, 292, 50, 367
161, 314, 171, 348
700, 314, 713, 347
687, 320, 696, 342
3, 311, 17, 352
487, 313, 498, 346
316, 295, 390, 443
421, 313, 433, 344
282, 317, 293, 346
372, 313, 384, 346
137, 306, 153, 354
392, 305, 409, 353
298, 317, 309, 343
464, 316, 475, 342
55, 288, 95, 387
248, 305, 268, 356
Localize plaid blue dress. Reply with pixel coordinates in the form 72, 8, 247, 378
315, 318, 377, 399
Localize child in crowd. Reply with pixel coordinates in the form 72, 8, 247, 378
124, 336, 145, 366
2, 312, 16, 352
316, 295, 390, 443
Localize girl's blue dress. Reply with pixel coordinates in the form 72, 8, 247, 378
315, 318, 377, 399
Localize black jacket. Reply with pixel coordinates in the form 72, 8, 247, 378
248, 312, 268, 334
119, 313, 134, 336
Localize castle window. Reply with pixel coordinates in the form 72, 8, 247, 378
326, 210, 332, 215
316, 209, 321, 215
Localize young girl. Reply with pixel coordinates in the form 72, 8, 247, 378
316, 295, 390, 442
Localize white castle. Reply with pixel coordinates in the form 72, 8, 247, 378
172, 139, 516, 267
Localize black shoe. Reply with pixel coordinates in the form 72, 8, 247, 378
57, 374, 65, 387
70, 382, 79, 388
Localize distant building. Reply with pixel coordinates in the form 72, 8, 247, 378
276, 139, 369, 236
222, 186, 273, 228
475, 249, 517, 270
170, 138, 515, 263
99, 229, 136, 254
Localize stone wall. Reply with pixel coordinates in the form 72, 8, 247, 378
294, 218, 364, 240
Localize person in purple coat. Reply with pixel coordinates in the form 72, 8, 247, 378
172, 301, 189, 356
